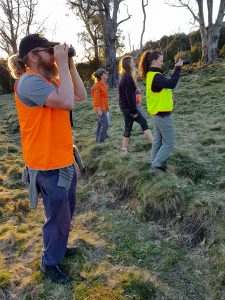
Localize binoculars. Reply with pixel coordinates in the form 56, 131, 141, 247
47, 46, 75, 58
68, 47, 76, 58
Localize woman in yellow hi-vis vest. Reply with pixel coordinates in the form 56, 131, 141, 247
139, 50, 183, 172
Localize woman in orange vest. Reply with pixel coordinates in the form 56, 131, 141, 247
91, 68, 109, 143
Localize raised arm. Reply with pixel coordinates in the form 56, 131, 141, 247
69, 56, 87, 102
45, 44, 74, 110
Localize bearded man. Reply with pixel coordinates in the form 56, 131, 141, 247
8, 33, 87, 284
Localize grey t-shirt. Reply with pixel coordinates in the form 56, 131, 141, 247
17, 74, 57, 107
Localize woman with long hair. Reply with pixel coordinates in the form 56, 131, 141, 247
118, 56, 153, 152
139, 50, 183, 172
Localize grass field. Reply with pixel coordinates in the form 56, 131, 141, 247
0, 62, 225, 299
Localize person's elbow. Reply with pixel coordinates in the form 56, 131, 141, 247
170, 83, 177, 89
74, 93, 87, 103
79, 89, 87, 101
63, 101, 74, 110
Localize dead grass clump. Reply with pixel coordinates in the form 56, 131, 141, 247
13, 199, 30, 214
11, 191, 27, 201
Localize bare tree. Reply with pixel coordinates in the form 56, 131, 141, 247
0, 0, 46, 55
68, 0, 103, 65
96, 0, 131, 87
166, 0, 225, 63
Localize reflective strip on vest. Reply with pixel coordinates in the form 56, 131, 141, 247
15, 70, 74, 170
146, 71, 173, 115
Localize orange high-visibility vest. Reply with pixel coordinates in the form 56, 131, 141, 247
14, 69, 74, 170
90, 81, 109, 112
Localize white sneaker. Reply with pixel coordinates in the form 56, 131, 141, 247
121, 148, 129, 153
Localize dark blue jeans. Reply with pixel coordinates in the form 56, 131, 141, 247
96, 111, 109, 143
36, 167, 77, 266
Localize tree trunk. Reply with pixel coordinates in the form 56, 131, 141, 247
97, 0, 131, 88
167, 0, 225, 64
105, 42, 117, 87
101, 18, 117, 87
200, 0, 225, 63
201, 25, 220, 64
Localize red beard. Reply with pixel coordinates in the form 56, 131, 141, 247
37, 55, 58, 79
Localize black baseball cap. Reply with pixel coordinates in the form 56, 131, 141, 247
19, 33, 59, 59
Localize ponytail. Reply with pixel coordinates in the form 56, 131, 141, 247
7, 54, 27, 79
91, 71, 99, 83
139, 50, 162, 80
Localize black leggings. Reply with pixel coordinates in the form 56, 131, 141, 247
121, 109, 149, 138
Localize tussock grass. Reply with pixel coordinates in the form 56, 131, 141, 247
182, 193, 225, 245
170, 149, 206, 183
7, 164, 23, 181
7, 145, 19, 153
138, 175, 194, 221
0, 146, 7, 156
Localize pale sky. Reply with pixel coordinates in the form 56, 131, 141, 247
37, 0, 194, 60
1, 0, 222, 60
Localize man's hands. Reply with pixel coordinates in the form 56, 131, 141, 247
53, 44, 69, 66
68, 47, 76, 69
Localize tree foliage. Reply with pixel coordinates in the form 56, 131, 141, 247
0, 59, 14, 94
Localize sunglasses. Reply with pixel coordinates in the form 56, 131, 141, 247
31, 48, 54, 55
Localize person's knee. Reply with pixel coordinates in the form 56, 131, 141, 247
141, 121, 149, 132
166, 139, 175, 149
124, 130, 131, 138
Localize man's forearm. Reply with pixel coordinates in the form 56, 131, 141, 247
69, 62, 87, 101
58, 63, 74, 108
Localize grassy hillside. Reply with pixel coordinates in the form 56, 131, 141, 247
0, 62, 225, 299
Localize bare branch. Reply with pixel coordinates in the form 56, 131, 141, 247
140, 0, 148, 49
117, 4, 131, 28
165, 0, 199, 22
0, 0, 47, 55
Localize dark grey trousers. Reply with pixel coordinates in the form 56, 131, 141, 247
151, 114, 175, 167
36, 168, 77, 266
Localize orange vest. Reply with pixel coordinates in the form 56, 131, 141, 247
14, 69, 74, 170
90, 81, 109, 112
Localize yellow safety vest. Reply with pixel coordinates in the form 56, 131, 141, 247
146, 71, 173, 115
